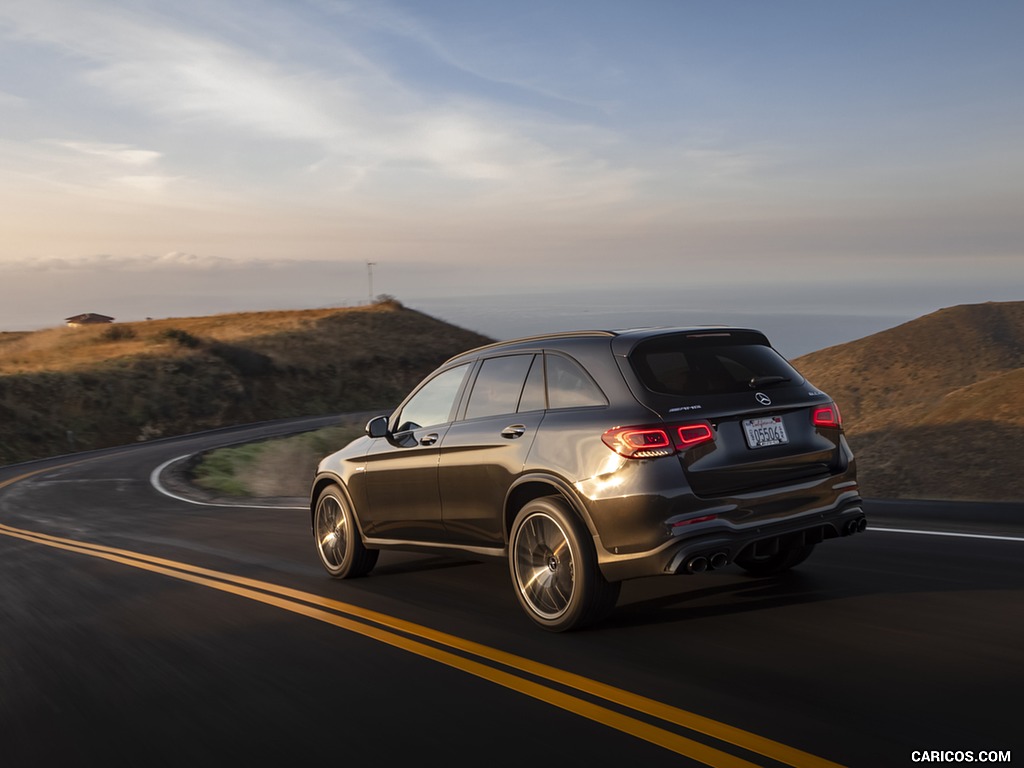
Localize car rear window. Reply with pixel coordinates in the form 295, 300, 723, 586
629, 332, 803, 397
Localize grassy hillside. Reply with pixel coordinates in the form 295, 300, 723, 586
794, 301, 1024, 500
0, 300, 491, 464
192, 421, 366, 498
5, 298, 1022, 501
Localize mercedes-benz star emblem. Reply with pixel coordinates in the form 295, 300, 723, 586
755, 392, 772, 406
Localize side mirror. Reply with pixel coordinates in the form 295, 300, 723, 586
366, 415, 390, 439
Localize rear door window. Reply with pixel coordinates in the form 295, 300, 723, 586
630, 333, 803, 396
465, 354, 535, 419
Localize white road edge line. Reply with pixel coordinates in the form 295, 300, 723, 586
150, 455, 306, 511
147, 464, 1024, 543
867, 526, 1024, 543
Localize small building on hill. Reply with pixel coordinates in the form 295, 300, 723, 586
65, 313, 115, 327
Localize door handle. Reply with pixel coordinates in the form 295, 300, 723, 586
501, 424, 527, 439
419, 433, 439, 446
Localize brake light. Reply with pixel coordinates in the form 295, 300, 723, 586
602, 427, 673, 458
602, 422, 714, 458
678, 423, 714, 446
812, 403, 842, 428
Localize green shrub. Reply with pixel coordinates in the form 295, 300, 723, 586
161, 328, 201, 348
192, 425, 364, 497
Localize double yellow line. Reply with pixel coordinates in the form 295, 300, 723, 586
0, 465, 845, 768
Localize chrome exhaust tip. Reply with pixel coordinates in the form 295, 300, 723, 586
686, 556, 708, 574
709, 552, 729, 570
843, 516, 868, 535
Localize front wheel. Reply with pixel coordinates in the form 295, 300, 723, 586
508, 497, 619, 632
313, 485, 378, 578
735, 543, 815, 577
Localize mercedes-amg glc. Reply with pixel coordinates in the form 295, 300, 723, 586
311, 327, 864, 631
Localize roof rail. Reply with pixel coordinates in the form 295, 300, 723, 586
449, 329, 617, 359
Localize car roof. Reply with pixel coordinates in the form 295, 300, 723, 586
443, 325, 770, 365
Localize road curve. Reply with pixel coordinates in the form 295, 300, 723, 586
1, 417, 1021, 768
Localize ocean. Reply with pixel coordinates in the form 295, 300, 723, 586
410, 290, 914, 359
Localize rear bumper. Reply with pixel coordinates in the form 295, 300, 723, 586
595, 490, 865, 581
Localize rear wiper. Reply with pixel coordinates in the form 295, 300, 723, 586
749, 375, 791, 388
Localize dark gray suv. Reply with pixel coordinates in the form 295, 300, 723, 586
311, 327, 864, 631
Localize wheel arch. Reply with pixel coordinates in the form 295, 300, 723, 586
504, 473, 597, 544
310, 472, 352, 524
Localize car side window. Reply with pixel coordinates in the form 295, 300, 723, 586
395, 364, 471, 432
517, 354, 547, 412
465, 355, 534, 420
545, 353, 607, 409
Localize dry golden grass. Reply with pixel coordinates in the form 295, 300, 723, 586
0, 306, 369, 374
920, 368, 1024, 427
0, 300, 492, 465
795, 301, 1024, 500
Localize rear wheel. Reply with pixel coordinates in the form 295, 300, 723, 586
509, 496, 619, 632
313, 486, 378, 578
735, 543, 815, 577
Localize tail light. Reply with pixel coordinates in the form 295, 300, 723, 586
602, 427, 673, 458
678, 423, 713, 445
602, 422, 714, 459
812, 402, 842, 428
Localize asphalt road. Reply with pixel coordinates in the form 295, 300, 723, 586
1, 417, 1021, 768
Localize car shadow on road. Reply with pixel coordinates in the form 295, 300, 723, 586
609, 571, 831, 627
370, 552, 486, 576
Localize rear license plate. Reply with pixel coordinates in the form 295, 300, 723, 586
742, 416, 789, 448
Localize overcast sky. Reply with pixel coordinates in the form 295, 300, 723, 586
0, 0, 1021, 336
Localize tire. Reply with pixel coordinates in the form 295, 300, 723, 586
735, 543, 816, 577
508, 496, 620, 632
313, 485, 379, 578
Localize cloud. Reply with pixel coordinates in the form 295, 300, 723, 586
0, 252, 242, 272
84, 46, 343, 144
113, 175, 180, 192
56, 141, 162, 166
0, 3, 367, 143
0, 1, 646, 207
0, 89, 27, 107
2, 3, 345, 142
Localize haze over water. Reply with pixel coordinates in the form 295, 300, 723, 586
412, 294, 901, 359
411, 277, 1018, 358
